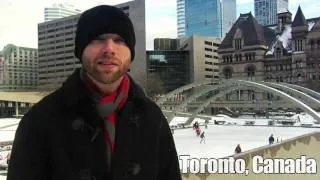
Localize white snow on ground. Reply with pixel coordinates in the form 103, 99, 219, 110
0, 130, 16, 143
0, 118, 20, 175
170, 114, 320, 158
0, 118, 20, 128
292, 113, 317, 125
170, 113, 318, 127
173, 124, 319, 159
0, 174, 6, 180
170, 117, 188, 126
0, 119, 20, 143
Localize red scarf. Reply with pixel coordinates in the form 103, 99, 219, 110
80, 69, 130, 152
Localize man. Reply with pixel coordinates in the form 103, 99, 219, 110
234, 144, 241, 154
7, 5, 181, 180
6, 151, 11, 165
269, 134, 275, 144
200, 131, 205, 144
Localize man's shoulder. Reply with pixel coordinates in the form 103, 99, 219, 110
25, 89, 64, 119
139, 96, 162, 113
16, 89, 64, 130
138, 97, 168, 126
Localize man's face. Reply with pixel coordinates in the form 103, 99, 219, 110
81, 33, 131, 84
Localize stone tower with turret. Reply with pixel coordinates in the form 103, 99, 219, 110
291, 6, 309, 86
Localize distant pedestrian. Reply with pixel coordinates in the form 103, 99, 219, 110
297, 115, 301, 123
269, 134, 275, 144
193, 121, 199, 130
204, 119, 209, 128
200, 132, 205, 144
7, 151, 11, 164
234, 144, 242, 154
196, 127, 201, 136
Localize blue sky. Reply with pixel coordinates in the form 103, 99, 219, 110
0, 0, 319, 50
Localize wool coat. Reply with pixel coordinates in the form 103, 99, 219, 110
7, 69, 182, 180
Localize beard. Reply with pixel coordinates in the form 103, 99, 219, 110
85, 56, 131, 85
96, 68, 125, 84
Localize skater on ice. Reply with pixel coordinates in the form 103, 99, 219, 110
200, 131, 205, 144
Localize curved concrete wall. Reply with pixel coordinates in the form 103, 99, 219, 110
181, 131, 320, 180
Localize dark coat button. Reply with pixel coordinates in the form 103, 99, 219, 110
78, 169, 92, 180
123, 163, 141, 178
129, 114, 140, 128
72, 118, 85, 131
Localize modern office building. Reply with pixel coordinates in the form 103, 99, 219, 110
146, 50, 190, 95
254, 0, 288, 25
44, 3, 82, 22
148, 35, 220, 95
38, 0, 146, 91
179, 35, 221, 83
37, 15, 79, 90
0, 44, 38, 91
177, 0, 186, 38
221, 0, 237, 37
154, 38, 179, 50
185, 0, 222, 37
178, 0, 236, 38
0, 55, 4, 85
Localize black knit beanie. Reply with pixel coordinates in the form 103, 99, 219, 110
74, 5, 136, 61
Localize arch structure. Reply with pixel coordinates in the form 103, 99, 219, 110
158, 80, 320, 124
156, 80, 213, 106
261, 82, 320, 106
280, 83, 320, 100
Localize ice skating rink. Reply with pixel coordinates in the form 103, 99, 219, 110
173, 124, 319, 158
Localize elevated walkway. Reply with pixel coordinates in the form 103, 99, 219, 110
158, 80, 320, 123
0, 91, 51, 118
0, 91, 50, 103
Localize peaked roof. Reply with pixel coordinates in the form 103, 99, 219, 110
310, 21, 320, 32
292, 6, 307, 27
219, 12, 273, 49
219, 6, 320, 56
278, 8, 292, 14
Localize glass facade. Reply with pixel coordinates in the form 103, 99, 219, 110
147, 51, 190, 95
254, 0, 288, 25
154, 38, 179, 50
185, 0, 222, 37
177, 0, 186, 37
221, 0, 236, 37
